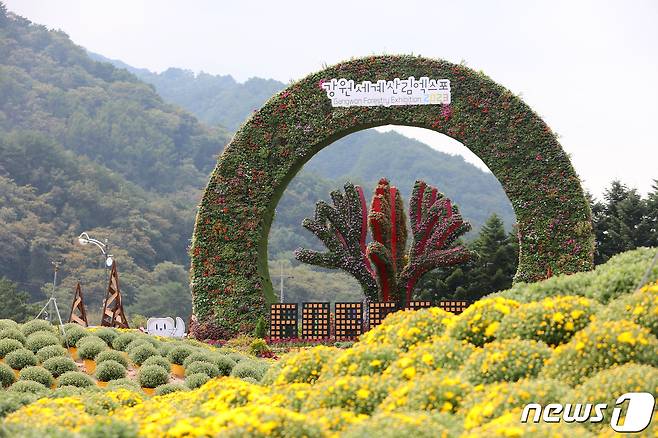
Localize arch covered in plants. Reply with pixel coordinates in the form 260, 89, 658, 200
189, 55, 594, 339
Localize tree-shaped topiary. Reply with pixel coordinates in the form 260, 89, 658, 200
296, 179, 473, 305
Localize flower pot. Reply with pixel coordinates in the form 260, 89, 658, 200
83, 359, 96, 374
171, 364, 185, 378
142, 387, 155, 396
68, 347, 78, 361
96, 381, 108, 388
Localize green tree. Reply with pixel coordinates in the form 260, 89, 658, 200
128, 262, 192, 322
593, 181, 651, 264
416, 214, 519, 302
0, 277, 36, 322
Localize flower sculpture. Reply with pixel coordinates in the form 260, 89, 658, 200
295, 178, 474, 305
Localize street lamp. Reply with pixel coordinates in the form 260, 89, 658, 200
278, 260, 294, 302
77, 232, 114, 267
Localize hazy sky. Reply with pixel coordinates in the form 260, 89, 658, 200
6, 0, 658, 198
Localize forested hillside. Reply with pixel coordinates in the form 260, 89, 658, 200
0, 8, 223, 321
0, 5, 518, 325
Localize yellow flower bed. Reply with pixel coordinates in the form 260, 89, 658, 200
497, 296, 599, 346
542, 319, 658, 384
1, 281, 658, 437
448, 297, 520, 347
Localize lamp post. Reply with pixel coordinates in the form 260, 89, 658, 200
77, 232, 114, 268
278, 260, 294, 303
77, 232, 116, 320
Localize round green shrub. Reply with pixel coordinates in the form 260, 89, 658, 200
128, 344, 158, 366
95, 349, 129, 369
0, 328, 26, 345
260, 346, 335, 386
449, 297, 521, 347
182, 351, 214, 368
542, 319, 658, 385
50, 386, 87, 399
124, 338, 149, 352
227, 352, 248, 363
76, 335, 106, 348
125, 336, 159, 352
137, 365, 169, 388
57, 371, 95, 388
158, 342, 174, 357
0, 319, 19, 331
343, 411, 461, 437
498, 296, 599, 346
21, 320, 54, 337
599, 284, 658, 337
0, 392, 36, 418
61, 324, 87, 347
36, 344, 68, 362
77, 341, 107, 360
5, 348, 37, 370
462, 339, 551, 385
213, 355, 237, 377
385, 338, 477, 380
25, 331, 60, 353
249, 338, 270, 356
18, 365, 54, 387
92, 328, 119, 346
241, 377, 258, 385
0, 362, 16, 388
565, 363, 658, 432
306, 375, 392, 415
141, 355, 170, 372
0, 338, 24, 358
458, 378, 568, 430
230, 360, 266, 381
95, 360, 127, 382
185, 361, 220, 378
112, 332, 137, 351
8, 380, 48, 395
155, 383, 188, 396
380, 370, 471, 414
42, 356, 78, 378
106, 378, 141, 391
185, 372, 210, 389
167, 345, 194, 365
324, 344, 397, 378
78, 419, 139, 437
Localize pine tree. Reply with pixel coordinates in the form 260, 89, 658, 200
469, 214, 517, 293
416, 214, 519, 302
0, 277, 34, 322
646, 180, 658, 247
594, 180, 651, 264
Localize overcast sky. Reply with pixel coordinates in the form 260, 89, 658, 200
6, 0, 658, 198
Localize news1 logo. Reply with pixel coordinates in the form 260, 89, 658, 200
521, 392, 656, 432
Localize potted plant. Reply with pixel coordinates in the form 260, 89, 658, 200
0, 338, 24, 363
95, 360, 126, 388
18, 365, 54, 389
42, 356, 78, 383
57, 371, 95, 388
5, 348, 37, 378
167, 346, 194, 378
138, 365, 169, 395
77, 341, 106, 374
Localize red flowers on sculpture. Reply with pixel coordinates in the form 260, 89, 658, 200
295, 178, 473, 306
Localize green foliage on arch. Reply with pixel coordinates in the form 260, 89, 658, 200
190, 55, 594, 339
